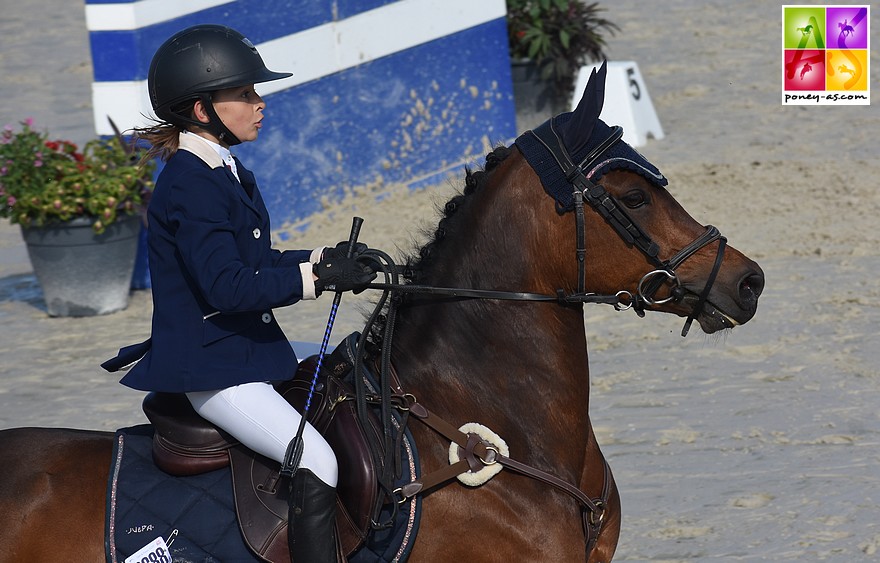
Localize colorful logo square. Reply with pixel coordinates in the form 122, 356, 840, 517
784, 50, 824, 90
827, 6, 868, 49
783, 7, 826, 49
826, 49, 869, 91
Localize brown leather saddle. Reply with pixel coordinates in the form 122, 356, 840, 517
142, 354, 382, 562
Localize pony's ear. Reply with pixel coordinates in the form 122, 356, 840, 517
561, 60, 607, 155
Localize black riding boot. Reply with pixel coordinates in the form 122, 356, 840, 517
288, 469, 342, 563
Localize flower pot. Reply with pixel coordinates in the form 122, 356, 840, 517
510, 59, 570, 133
21, 214, 141, 316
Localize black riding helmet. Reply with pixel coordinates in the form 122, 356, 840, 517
148, 24, 292, 145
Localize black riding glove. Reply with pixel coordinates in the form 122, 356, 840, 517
322, 240, 368, 261
313, 256, 376, 295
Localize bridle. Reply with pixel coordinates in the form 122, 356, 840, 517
529, 119, 728, 337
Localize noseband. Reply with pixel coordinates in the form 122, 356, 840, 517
528, 121, 727, 337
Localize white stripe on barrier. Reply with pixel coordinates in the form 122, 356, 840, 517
85, 0, 235, 31
258, 0, 507, 95
92, 81, 157, 133
90, 0, 507, 134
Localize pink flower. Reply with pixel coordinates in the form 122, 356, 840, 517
24, 117, 34, 127
34, 159, 43, 167
6, 196, 15, 206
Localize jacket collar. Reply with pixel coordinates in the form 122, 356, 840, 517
177, 133, 262, 216
177, 132, 224, 169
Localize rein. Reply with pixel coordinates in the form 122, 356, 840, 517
365, 280, 629, 308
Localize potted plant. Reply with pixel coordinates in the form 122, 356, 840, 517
0, 118, 155, 316
506, 0, 619, 130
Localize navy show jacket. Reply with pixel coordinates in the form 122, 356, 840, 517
108, 134, 316, 393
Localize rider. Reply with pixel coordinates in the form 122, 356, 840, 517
103, 24, 374, 562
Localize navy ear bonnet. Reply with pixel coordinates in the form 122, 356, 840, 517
514, 113, 668, 212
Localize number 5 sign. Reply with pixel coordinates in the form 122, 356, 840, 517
572, 62, 665, 147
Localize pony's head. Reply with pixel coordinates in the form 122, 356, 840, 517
515, 62, 764, 334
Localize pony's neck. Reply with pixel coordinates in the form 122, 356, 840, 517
389, 152, 593, 473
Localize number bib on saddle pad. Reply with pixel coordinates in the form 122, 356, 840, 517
124, 536, 171, 563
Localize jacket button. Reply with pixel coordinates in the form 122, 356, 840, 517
261, 312, 272, 324
253, 228, 261, 239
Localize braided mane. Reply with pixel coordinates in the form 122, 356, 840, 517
364, 145, 513, 352
404, 145, 513, 285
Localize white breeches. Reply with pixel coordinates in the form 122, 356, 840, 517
186, 381, 338, 487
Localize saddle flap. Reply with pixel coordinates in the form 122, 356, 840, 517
229, 356, 380, 562
228, 445, 369, 563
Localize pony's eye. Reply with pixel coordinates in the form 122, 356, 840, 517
620, 190, 647, 208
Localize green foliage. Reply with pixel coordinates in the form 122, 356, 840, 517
506, 0, 619, 95
0, 118, 155, 233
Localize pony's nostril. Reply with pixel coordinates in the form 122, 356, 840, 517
739, 272, 765, 303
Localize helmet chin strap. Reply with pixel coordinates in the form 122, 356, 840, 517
198, 93, 242, 146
